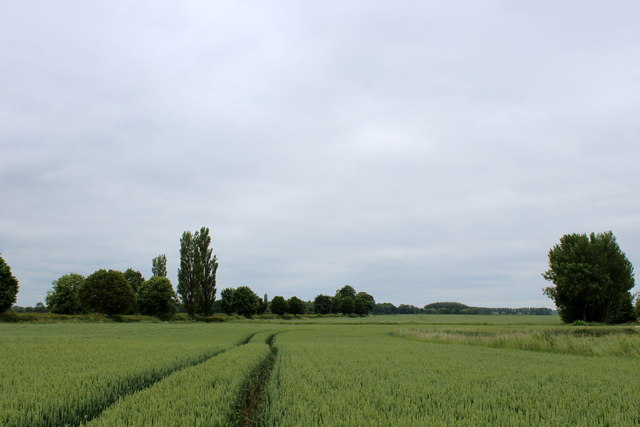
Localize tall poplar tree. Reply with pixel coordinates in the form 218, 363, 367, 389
194, 227, 218, 316
177, 231, 198, 317
152, 254, 167, 277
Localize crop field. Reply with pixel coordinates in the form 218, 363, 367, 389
1, 316, 639, 426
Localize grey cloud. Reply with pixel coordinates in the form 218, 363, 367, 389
2, 1, 639, 307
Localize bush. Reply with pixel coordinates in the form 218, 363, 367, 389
79, 270, 136, 315
571, 320, 590, 326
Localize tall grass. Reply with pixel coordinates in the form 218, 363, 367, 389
392, 327, 640, 357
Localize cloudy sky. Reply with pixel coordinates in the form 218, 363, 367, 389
2, 1, 639, 308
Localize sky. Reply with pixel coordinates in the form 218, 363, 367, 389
2, 1, 639, 308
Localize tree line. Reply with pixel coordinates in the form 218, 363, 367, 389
4, 226, 378, 320
373, 302, 554, 315
2, 229, 638, 324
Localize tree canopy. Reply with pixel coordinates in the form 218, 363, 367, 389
79, 270, 136, 315
137, 276, 177, 320
219, 286, 260, 318
270, 296, 288, 316
194, 227, 218, 316
287, 296, 305, 315
313, 294, 333, 314
543, 231, 635, 323
0, 255, 19, 313
177, 227, 218, 317
152, 254, 167, 277
123, 269, 145, 294
46, 273, 84, 314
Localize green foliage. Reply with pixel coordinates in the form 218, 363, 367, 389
178, 231, 198, 317
79, 270, 136, 315
193, 227, 218, 316
178, 227, 218, 317
233, 286, 261, 318
355, 292, 375, 315
606, 291, 635, 324
219, 286, 261, 318
45, 273, 84, 314
270, 296, 288, 316
137, 276, 177, 320
123, 269, 145, 294
314, 294, 333, 314
151, 254, 167, 277
0, 255, 19, 313
354, 297, 368, 315
335, 285, 356, 299
220, 288, 235, 315
340, 296, 355, 314
571, 320, 590, 326
543, 231, 635, 323
287, 296, 305, 315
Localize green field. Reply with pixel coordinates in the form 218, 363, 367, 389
2, 315, 639, 426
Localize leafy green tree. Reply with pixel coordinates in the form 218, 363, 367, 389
355, 292, 375, 315
152, 254, 167, 277
178, 231, 199, 317
270, 296, 288, 315
79, 269, 135, 315
193, 227, 218, 316
606, 291, 635, 324
0, 255, 19, 313
543, 231, 635, 323
232, 286, 261, 318
314, 294, 333, 314
46, 273, 84, 314
336, 285, 356, 299
137, 276, 177, 320
178, 227, 219, 317
220, 288, 235, 315
287, 296, 305, 315
374, 302, 398, 314
330, 297, 342, 314
123, 269, 145, 294
340, 296, 355, 314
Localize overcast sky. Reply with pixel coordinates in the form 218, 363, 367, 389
2, 1, 639, 308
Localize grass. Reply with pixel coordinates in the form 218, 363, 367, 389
263, 325, 640, 425
392, 326, 640, 357
0, 323, 263, 426
2, 317, 639, 426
